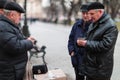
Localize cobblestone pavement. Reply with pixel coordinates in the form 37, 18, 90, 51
28, 21, 120, 80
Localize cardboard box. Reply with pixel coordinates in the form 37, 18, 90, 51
34, 73, 49, 80
34, 69, 67, 80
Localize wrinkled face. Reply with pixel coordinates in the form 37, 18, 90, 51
82, 11, 91, 22
88, 9, 102, 22
9, 11, 21, 24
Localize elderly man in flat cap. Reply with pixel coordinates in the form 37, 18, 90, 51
68, 3, 91, 80
77, 2, 118, 80
0, 1, 36, 80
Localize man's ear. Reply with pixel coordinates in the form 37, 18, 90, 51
99, 9, 103, 14
10, 12, 15, 18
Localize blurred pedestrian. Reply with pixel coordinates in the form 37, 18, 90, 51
68, 4, 91, 80
0, 1, 36, 80
78, 2, 118, 80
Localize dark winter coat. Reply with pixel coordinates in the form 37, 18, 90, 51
68, 19, 91, 67
80, 13, 118, 78
0, 15, 33, 80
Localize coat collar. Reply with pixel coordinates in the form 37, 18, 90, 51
99, 13, 110, 24
87, 13, 110, 35
77, 19, 91, 28
94, 13, 110, 25
0, 15, 19, 29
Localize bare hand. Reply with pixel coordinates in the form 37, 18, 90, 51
77, 39, 87, 47
70, 52, 74, 56
27, 36, 36, 44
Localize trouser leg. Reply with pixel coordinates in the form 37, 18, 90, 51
74, 67, 85, 80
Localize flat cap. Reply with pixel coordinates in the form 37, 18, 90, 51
87, 2, 104, 11
0, 0, 7, 9
4, 1, 25, 13
80, 4, 88, 12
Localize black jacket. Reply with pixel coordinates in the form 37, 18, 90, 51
80, 13, 118, 78
0, 15, 33, 80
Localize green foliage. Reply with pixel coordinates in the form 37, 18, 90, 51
116, 22, 120, 31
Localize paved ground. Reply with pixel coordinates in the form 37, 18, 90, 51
28, 21, 120, 80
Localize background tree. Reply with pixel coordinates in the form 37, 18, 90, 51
14, 0, 120, 25
109, 0, 120, 19
103, 0, 120, 19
